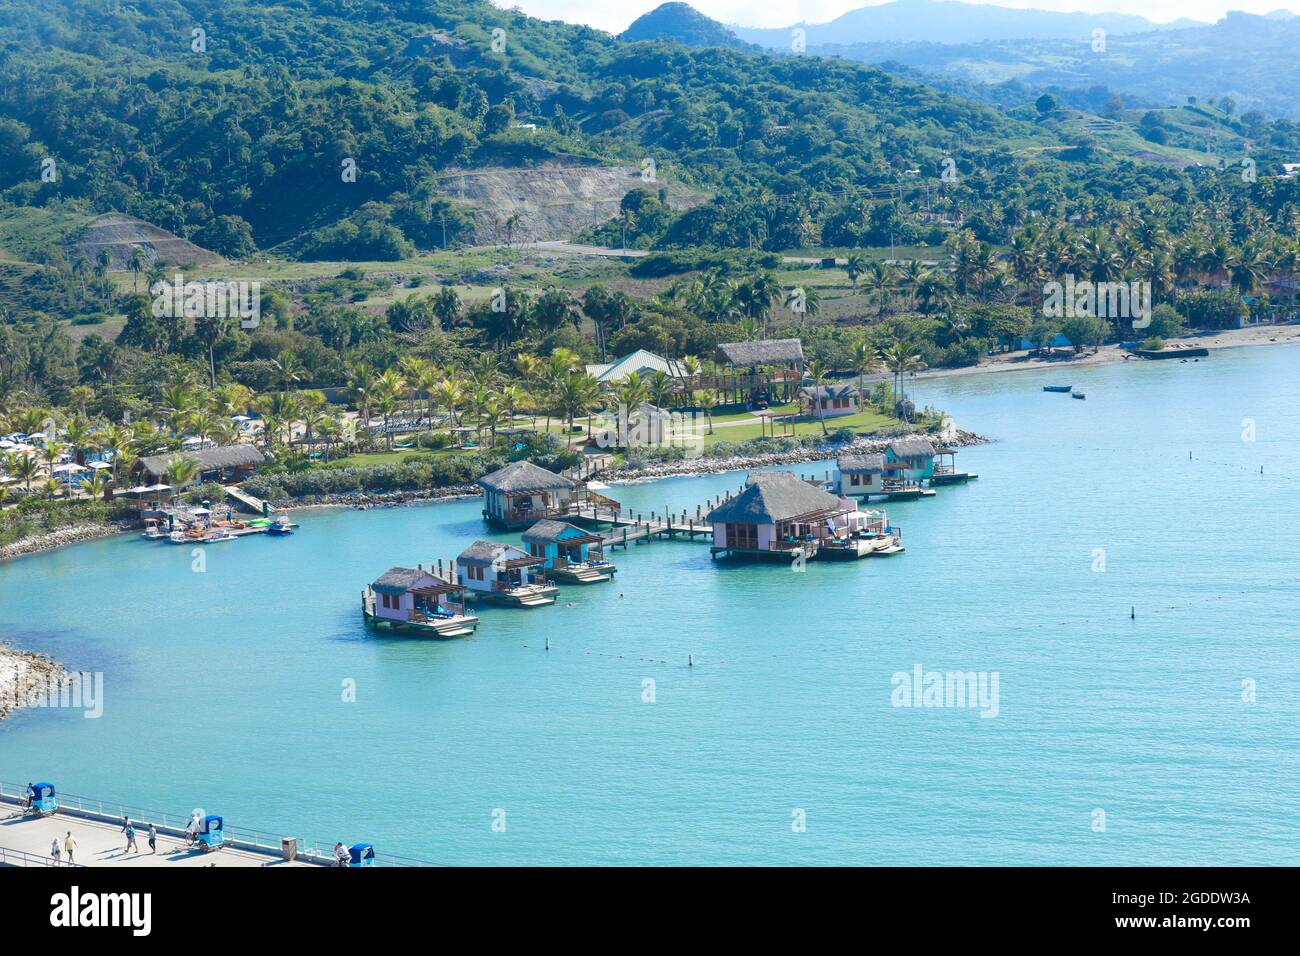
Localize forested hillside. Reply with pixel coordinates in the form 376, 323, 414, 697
0, 0, 1056, 260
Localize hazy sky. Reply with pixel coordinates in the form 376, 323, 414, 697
496, 0, 1296, 34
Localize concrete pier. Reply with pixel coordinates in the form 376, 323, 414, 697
0, 812, 312, 868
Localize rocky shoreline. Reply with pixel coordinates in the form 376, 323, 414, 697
270, 429, 991, 510
0, 644, 66, 721
0, 522, 134, 563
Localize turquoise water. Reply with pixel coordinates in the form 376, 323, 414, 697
4, 344, 1300, 865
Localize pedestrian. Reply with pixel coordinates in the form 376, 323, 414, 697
124, 820, 138, 853
148, 824, 157, 854
50, 838, 61, 866
63, 831, 77, 865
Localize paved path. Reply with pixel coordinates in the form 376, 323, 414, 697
0, 810, 312, 867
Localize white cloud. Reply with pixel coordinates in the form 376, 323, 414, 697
493, 0, 1299, 36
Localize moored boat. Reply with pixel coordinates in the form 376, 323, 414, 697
1042, 385, 1073, 393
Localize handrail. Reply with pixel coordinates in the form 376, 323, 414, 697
0, 845, 86, 867
0, 780, 437, 867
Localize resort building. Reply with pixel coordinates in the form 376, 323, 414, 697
521, 519, 616, 584
714, 339, 805, 406
834, 453, 887, 497
362, 566, 479, 638
455, 540, 558, 607
885, 437, 937, 482
798, 383, 860, 419
135, 445, 265, 487
478, 460, 578, 528
585, 349, 685, 386
477, 460, 620, 528
706, 471, 859, 560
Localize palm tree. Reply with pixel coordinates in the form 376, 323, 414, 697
878, 342, 925, 415
375, 394, 398, 450
851, 337, 880, 393
648, 370, 676, 411
9, 453, 38, 492
696, 388, 719, 435
556, 373, 601, 448
805, 359, 831, 435
865, 260, 894, 317
677, 355, 702, 402
164, 456, 201, 498
845, 252, 868, 292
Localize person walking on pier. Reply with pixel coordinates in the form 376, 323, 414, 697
63, 831, 77, 865
50, 838, 61, 866
148, 824, 157, 854
123, 819, 138, 853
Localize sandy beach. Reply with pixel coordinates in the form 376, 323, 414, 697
891, 323, 1300, 385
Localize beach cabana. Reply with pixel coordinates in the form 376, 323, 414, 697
798, 383, 860, 420
522, 519, 615, 584
455, 540, 557, 607
706, 471, 858, 561
135, 445, 265, 487
362, 566, 478, 638
715, 339, 805, 406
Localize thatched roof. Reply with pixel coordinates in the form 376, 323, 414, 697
457, 540, 531, 565
520, 520, 595, 541
707, 471, 842, 525
717, 339, 804, 367
888, 437, 936, 459
138, 444, 264, 479
372, 567, 428, 595
838, 454, 885, 473
477, 460, 575, 494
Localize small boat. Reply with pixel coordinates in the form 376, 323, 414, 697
1042, 385, 1073, 393
265, 524, 294, 536
1072, 392, 1086, 400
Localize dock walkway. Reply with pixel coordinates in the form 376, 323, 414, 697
0, 782, 433, 868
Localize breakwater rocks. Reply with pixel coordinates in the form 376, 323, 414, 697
0, 645, 66, 720
270, 484, 481, 510
0, 522, 132, 563
601, 430, 991, 484
269, 430, 990, 508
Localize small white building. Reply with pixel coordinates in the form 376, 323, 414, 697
799, 384, 859, 419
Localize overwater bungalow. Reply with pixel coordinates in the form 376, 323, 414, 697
885, 437, 937, 480
707, 471, 866, 561
930, 446, 978, 485
798, 383, 860, 420
477, 460, 620, 528
522, 519, 616, 584
834, 448, 934, 501
833, 453, 888, 497
456, 540, 558, 607
362, 567, 479, 638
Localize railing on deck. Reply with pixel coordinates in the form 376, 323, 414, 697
0, 845, 86, 867
0, 780, 437, 867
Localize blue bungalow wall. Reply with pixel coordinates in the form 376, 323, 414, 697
529, 525, 592, 569
884, 446, 935, 481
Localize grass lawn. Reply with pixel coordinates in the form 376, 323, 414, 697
699, 403, 897, 444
